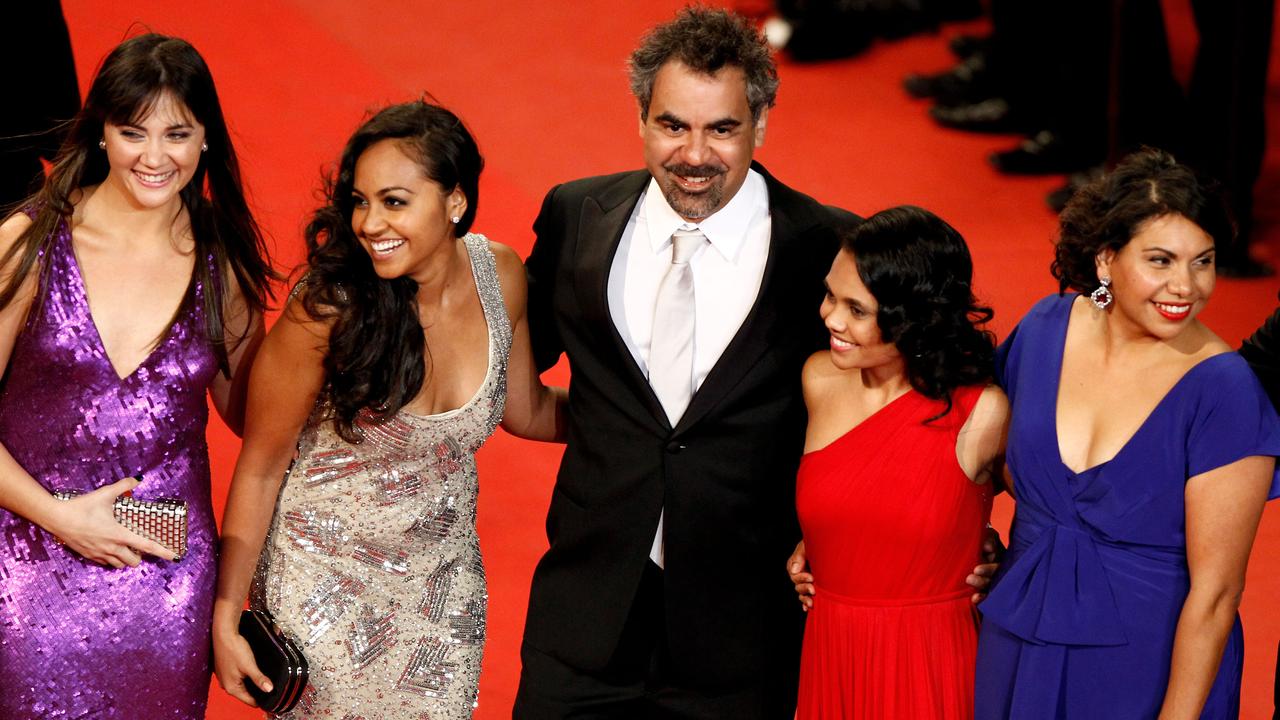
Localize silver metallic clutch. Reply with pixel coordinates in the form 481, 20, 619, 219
53, 491, 188, 560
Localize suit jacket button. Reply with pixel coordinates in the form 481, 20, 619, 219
666, 441, 685, 454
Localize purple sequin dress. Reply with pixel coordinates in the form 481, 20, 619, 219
0, 219, 220, 719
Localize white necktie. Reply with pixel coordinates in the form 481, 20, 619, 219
648, 227, 706, 568
649, 228, 706, 424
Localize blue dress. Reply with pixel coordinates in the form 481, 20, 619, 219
975, 294, 1280, 719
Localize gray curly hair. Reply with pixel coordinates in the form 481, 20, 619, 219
628, 7, 779, 122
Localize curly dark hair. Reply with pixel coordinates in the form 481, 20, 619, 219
0, 33, 276, 375
629, 7, 778, 121
842, 205, 995, 420
301, 100, 483, 442
1052, 148, 1233, 293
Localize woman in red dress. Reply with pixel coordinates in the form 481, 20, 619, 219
794, 206, 1008, 719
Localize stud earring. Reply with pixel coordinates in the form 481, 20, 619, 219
450, 216, 460, 224
1089, 277, 1113, 310
98, 139, 106, 150
201, 141, 208, 152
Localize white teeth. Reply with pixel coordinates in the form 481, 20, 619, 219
831, 336, 853, 349
1155, 302, 1190, 315
136, 171, 175, 183
370, 238, 405, 255
679, 175, 710, 185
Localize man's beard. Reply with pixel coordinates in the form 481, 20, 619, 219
659, 163, 727, 220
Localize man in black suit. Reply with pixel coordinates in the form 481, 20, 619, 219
512, 8, 854, 718
1239, 303, 1280, 720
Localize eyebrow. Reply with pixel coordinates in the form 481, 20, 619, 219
1144, 245, 1215, 257
121, 121, 195, 131
654, 111, 741, 129
352, 186, 415, 196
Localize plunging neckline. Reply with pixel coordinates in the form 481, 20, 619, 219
64, 222, 194, 382
398, 236, 495, 421
1049, 295, 1229, 475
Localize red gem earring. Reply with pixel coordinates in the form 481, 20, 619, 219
1089, 277, 1113, 310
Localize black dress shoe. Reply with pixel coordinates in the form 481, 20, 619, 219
1045, 166, 1105, 213
929, 0, 984, 22
903, 53, 992, 106
948, 33, 990, 59
929, 98, 1031, 134
990, 130, 1103, 175
784, 18, 873, 62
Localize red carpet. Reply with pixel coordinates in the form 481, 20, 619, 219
60, 1, 1280, 718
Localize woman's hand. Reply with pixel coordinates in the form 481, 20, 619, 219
212, 618, 272, 707
787, 541, 815, 611
46, 477, 174, 567
968, 525, 1005, 604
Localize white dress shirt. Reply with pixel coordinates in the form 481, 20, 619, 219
607, 169, 772, 566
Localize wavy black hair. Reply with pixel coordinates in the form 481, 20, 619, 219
841, 205, 995, 419
1052, 148, 1233, 293
0, 33, 276, 374
301, 100, 483, 442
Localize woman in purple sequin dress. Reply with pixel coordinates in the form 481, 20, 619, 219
0, 35, 274, 718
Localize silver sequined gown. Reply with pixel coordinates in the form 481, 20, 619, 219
253, 234, 509, 719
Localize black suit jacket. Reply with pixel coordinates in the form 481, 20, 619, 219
522, 162, 856, 701
1239, 302, 1280, 720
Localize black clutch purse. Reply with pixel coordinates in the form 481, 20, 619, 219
239, 609, 308, 714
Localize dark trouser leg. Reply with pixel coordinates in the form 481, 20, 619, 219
513, 561, 662, 719
1187, 0, 1275, 264
513, 561, 790, 719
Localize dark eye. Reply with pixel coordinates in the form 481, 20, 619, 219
351, 196, 368, 208
167, 131, 192, 141
383, 196, 406, 208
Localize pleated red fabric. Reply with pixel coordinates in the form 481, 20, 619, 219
796, 384, 991, 720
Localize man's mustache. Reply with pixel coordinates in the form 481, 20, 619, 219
663, 163, 727, 178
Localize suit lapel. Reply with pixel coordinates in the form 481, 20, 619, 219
574, 172, 673, 429
674, 166, 821, 434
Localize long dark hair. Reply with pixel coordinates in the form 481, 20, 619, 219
842, 205, 995, 419
0, 33, 275, 375
1052, 148, 1233, 293
301, 100, 483, 442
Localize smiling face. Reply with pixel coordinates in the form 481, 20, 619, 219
820, 250, 903, 373
100, 91, 205, 210
350, 138, 466, 282
1097, 213, 1217, 340
640, 61, 766, 222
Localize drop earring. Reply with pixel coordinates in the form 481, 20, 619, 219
1089, 277, 1113, 310
201, 141, 208, 152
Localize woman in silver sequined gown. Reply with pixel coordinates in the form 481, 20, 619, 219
211, 102, 565, 719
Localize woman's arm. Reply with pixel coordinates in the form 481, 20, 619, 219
208, 274, 266, 437
0, 214, 171, 566
492, 242, 565, 442
956, 385, 1009, 485
211, 296, 329, 707
1158, 454, 1274, 719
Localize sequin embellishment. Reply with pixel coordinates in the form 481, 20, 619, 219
251, 235, 507, 719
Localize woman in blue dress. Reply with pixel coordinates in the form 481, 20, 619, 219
975, 149, 1280, 719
